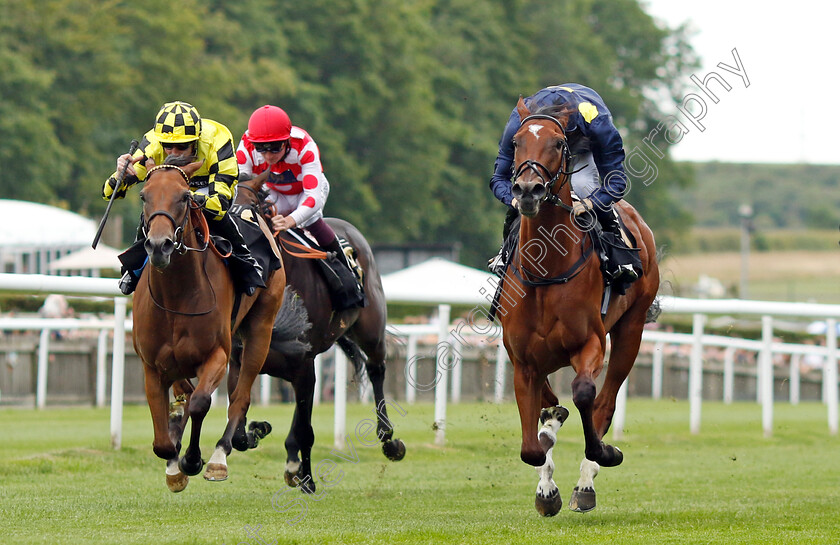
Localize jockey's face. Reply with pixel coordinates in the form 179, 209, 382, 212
255, 141, 289, 165
162, 142, 195, 158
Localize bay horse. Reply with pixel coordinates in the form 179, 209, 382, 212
132, 157, 289, 492
498, 98, 660, 514
229, 173, 405, 494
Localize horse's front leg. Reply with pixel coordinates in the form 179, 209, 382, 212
513, 358, 546, 467
569, 335, 620, 512
534, 405, 569, 516
179, 346, 227, 479
143, 365, 186, 492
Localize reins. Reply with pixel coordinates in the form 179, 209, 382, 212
238, 187, 330, 260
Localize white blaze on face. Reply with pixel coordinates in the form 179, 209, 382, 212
528, 124, 544, 139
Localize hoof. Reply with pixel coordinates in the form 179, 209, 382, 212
232, 434, 249, 452
284, 469, 299, 488
249, 420, 272, 439
382, 439, 406, 461
539, 405, 570, 425
166, 471, 189, 493
299, 477, 316, 495
569, 486, 596, 512
535, 489, 563, 517
204, 462, 228, 481
600, 445, 623, 468
178, 456, 205, 477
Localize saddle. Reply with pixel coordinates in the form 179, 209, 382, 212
280, 227, 367, 311
228, 204, 282, 285
488, 211, 641, 321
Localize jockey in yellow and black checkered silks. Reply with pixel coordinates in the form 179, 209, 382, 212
103, 101, 266, 297
103, 101, 238, 222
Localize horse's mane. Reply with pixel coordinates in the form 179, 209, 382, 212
530, 104, 575, 128
163, 154, 195, 167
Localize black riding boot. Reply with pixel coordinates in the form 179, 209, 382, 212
212, 212, 266, 296
594, 208, 640, 285
117, 217, 148, 295
321, 236, 365, 309
488, 207, 520, 274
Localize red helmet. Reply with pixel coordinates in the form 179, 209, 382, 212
248, 105, 292, 142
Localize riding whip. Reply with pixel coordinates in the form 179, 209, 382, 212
92, 139, 139, 249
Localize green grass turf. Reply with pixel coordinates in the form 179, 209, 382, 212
1, 399, 838, 544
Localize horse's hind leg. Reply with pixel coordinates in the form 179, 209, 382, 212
593, 308, 648, 437
570, 308, 648, 511
341, 336, 406, 461
283, 404, 303, 487
142, 366, 186, 492
286, 361, 317, 493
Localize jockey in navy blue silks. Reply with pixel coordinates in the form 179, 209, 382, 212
488, 83, 640, 285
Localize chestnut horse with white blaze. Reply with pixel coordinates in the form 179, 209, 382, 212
132, 157, 288, 492
498, 98, 660, 514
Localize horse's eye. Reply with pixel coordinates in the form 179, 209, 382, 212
556, 140, 564, 149
511, 139, 518, 148
139, 192, 145, 202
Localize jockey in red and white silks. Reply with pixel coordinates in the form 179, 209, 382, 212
236, 123, 330, 231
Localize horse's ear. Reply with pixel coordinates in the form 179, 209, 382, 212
516, 95, 530, 119
253, 169, 270, 189
557, 106, 575, 129
182, 159, 205, 177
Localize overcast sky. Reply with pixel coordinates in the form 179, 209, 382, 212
643, 0, 839, 165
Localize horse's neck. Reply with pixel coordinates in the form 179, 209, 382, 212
518, 201, 585, 277
148, 229, 209, 298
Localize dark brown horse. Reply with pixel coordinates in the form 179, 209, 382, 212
229, 174, 405, 494
498, 98, 660, 514
132, 158, 288, 492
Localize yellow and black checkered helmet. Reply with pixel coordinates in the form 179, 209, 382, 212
153, 101, 202, 143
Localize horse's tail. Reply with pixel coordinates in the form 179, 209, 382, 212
336, 336, 366, 381
270, 287, 312, 357
645, 245, 668, 324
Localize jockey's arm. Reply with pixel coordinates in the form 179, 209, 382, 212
489, 110, 520, 207
586, 115, 628, 209
201, 140, 238, 220
286, 141, 327, 227
102, 135, 156, 200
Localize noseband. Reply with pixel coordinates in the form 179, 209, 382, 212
513, 114, 576, 212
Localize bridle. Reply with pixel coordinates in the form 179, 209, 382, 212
512, 114, 578, 213
143, 165, 208, 254
508, 113, 595, 286
142, 164, 217, 315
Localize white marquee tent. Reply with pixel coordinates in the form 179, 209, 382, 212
0, 199, 98, 275
47, 244, 122, 273
380, 257, 496, 306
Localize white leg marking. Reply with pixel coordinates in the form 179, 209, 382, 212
535, 416, 559, 499
286, 460, 301, 474
535, 445, 558, 499
166, 460, 181, 476
576, 458, 600, 491
208, 446, 227, 467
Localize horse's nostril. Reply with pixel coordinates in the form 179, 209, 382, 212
161, 239, 175, 256
512, 184, 523, 199
533, 183, 546, 199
